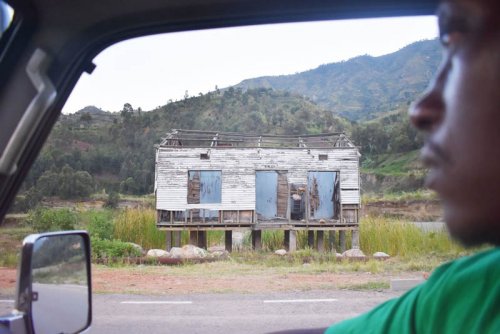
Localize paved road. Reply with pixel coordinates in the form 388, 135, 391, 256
94, 290, 400, 333
1, 290, 401, 333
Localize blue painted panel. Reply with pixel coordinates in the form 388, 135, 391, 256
199, 171, 221, 204
188, 170, 221, 218
200, 171, 221, 218
308, 171, 336, 219
256, 171, 278, 219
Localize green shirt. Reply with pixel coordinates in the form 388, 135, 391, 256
325, 248, 500, 334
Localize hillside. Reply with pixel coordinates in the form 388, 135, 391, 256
12, 40, 444, 208
236, 39, 441, 121
17, 88, 352, 207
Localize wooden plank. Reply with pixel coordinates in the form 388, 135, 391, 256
277, 171, 288, 217
187, 171, 200, 204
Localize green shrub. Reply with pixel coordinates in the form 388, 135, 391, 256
104, 192, 120, 209
91, 237, 142, 259
26, 208, 77, 232
87, 212, 114, 240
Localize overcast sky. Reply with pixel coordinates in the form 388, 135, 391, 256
63, 16, 438, 114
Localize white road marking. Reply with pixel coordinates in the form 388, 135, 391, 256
0, 300, 14, 303
121, 301, 193, 305
263, 299, 338, 304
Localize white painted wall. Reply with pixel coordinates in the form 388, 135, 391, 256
156, 147, 360, 211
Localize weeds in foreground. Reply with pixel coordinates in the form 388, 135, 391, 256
359, 216, 465, 258
113, 208, 165, 249
362, 189, 438, 204
340, 281, 390, 290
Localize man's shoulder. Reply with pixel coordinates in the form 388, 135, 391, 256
414, 247, 500, 333
325, 248, 500, 334
427, 247, 500, 284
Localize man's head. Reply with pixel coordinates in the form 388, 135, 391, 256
410, 0, 500, 246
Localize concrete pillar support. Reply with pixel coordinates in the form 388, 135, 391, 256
328, 231, 336, 253
173, 231, 181, 247
288, 230, 297, 252
225, 230, 233, 252
317, 230, 325, 253
308, 230, 315, 248
252, 230, 262, 251
166, 231, 172, 251
198, 231, 207, 249
339, 231, 346, 252
351, 229, 360, 249
189, 231, 198, 245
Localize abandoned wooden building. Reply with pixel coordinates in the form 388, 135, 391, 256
155, 129, 361, 252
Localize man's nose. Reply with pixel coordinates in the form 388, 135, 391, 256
409, 87, 444, 132
409, 62, 447, 132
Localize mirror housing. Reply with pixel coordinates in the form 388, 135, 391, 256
0, 1, 12, 37
0, 231, 92, 334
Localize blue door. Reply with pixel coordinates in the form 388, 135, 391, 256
199, 171, 221, 204
188, 170, 221, 218
307, 171, 336, 219
256, 171, 278, 219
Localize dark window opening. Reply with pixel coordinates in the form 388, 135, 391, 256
319, 154, 328, 161
256, 170, 288, 220
290, 183, 306, 220
200, 153, 209, 160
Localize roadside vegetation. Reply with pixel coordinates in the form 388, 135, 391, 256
1, 203, 470, 276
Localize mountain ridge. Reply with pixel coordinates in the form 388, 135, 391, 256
235, 38, 441, 121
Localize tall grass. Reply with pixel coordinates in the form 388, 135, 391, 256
362, 189, 438, 203
96, 207, 465, 260
113, 208, 165, 249
359, 216, 464, 258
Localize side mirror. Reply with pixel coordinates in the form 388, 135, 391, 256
0, 231, 92, 334
0, 1, 13, 38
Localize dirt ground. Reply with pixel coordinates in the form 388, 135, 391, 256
362, 200, 442, 221
0, 264, 422, 297
0, 199, 435, 297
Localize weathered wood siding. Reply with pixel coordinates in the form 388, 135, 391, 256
156, 147, 360, 211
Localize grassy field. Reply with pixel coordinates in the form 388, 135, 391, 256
0, 202, 477, 291
361, 150, 423, 177
362, 189, 438, 204
0, 191, 476, 292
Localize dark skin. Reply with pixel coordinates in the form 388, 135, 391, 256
410, 0, 500, 246
273, 2, 500, 333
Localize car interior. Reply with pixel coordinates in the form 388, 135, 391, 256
0, 0, 440, 333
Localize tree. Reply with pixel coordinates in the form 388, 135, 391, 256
121, 103, 133, 122
36, 165, 94, 199
104, 191, 120, 209
79, 112, 92, 127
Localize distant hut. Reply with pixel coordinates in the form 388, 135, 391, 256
155, 129, 360, 252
